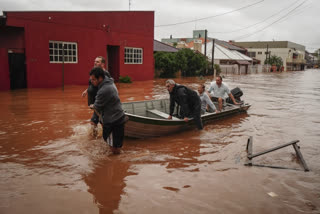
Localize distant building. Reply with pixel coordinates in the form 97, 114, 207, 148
153, 40, 178, 53
161, 30, 248, 60
233, 41, 306, 71
0, 11, 154, 90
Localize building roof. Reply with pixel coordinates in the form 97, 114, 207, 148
154, 40, 179, 53
201, 41, 252, 61
215, 40, 246, 52
233, 41, 305, 51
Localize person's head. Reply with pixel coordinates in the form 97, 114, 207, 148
90, 67, 105, 87
165, 79, 175, 93
198, 84, 205, 94
215, 76, 223, 86
94, 56, 106, 69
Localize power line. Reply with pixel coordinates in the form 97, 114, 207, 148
155, 0, 264, 27
210, 0, 302, 34
232, 0, 309, 41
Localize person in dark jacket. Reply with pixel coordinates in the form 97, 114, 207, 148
166, 79, 203, 130
82, 56, 111, 130
89, 67, 125, 154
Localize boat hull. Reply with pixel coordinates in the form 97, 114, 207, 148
123, 99, 250, 138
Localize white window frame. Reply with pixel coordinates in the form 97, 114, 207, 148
124, 47, 143, 64
49, 41, 78, 63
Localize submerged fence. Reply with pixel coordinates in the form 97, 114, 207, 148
220, 64, 271, 75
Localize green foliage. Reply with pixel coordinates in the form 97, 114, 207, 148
154, 52, 178, 78
264, 55, 283, 68
177, 48, 208, 77
206, 64, 222, 76
119, 75, 132, 83
154, 48, 209, 78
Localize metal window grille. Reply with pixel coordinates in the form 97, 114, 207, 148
124, 47, 143, 64
49, 41, 78, 63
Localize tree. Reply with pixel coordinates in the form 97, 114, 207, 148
264, 55, 283, 69
154, 52, 178, 78
176, 48, 208, 76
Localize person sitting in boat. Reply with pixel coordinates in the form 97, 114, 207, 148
165, 79, 203, 130
208, 76, 240, 112
197, 84, 216, 115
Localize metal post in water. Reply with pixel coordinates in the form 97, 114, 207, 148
62, 43, 65, 92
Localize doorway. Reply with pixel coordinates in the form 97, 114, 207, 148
8, 53, 27, 89
107, 45, 120, 82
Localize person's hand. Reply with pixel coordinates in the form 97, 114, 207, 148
89, 104, 94, 109
167, 115, 172, 120
184, 117, 189, 122
82, 89, 88, 97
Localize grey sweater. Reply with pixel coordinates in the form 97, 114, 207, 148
93, 77, 125, 124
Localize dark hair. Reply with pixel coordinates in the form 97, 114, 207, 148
90, 67, 105, 79
217, 76, 223, 81
201, 84, 205, 90
97, 56, 106, 64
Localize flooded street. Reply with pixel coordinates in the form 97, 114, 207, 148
1, 69, 320, 213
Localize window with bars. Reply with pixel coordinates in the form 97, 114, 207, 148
124, 47, 143, 64
49, 41, 78, 63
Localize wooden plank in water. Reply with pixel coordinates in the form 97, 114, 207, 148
292, 143, 310, 172
246, 136, 253, 166
248, 140, 299, 159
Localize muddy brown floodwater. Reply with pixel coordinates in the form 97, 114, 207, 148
1, 69, 320, 214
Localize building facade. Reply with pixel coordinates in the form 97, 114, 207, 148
0, 11, 154, 90
233, 41, 306, 71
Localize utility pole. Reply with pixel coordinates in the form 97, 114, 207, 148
62, 43, 65, 92
204, 29, 207, 74
204, 29, 207, 57
212, 39, 215, 78
265, 44, 269, 63
129, 0, 131, 11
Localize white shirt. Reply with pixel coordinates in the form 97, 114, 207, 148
208, 82, 230, 98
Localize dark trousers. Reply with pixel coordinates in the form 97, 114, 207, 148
192, 101, 203, 130
103, 117, 125, 148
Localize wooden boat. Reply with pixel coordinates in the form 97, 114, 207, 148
122, 98, 250, 138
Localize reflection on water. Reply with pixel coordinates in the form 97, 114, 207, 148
1, 70, 320, 213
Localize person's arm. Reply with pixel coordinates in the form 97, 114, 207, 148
208, 83, 214, 94
204, 93, 216, 111
228, 93, 240, 105
82, 88, 88, 97
93, 87, 110, 112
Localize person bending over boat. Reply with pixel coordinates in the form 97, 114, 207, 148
197, 84, 216, 115
166, 79, 203, 130
82, 56, 111, 135
208, 76, 240, 112
89, 67, 126, 154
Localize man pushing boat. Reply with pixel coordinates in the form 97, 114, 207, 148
165, 79, 203, 130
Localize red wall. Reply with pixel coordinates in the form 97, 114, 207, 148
1, 11, 154, 89
0, 48, 10, 90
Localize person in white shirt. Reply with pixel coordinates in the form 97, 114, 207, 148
198, 84, 216, 114
208, 76, 240, 111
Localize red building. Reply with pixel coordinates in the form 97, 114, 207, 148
0, 11, 154, 90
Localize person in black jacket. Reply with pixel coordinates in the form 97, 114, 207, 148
89, 67, 125, 154
166, 79, 203, 130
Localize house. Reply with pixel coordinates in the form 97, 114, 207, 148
0, 11, 154, 90
232, 41, 306, 71
161, 30, 253, 74
153, 40, 178, 53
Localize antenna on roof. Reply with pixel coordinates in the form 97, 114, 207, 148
129, 0, 131, 11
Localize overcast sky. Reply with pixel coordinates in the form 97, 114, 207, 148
1, 0, 319, 52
